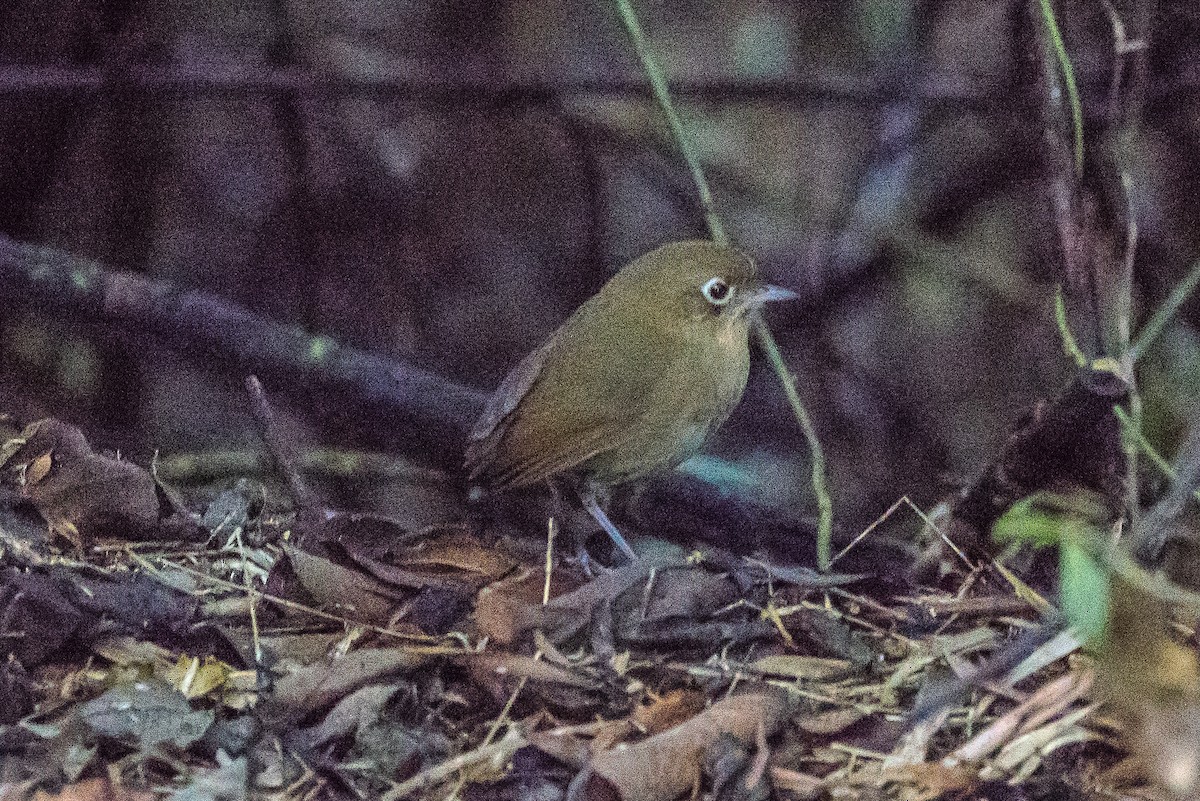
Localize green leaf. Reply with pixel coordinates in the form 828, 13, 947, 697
993, 491, 1111, 549
993, 497, 1063, 548
1059, 540, 1110, 644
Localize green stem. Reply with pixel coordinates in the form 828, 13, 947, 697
1127, 257, 1200, 361
1037, 0, 1085, 175
1114, 407, 1200, 507
1115, 172, 1140, 534
612, 0, 834, 568
1058, 288, 1200, 513
755, 324, 834, 569
1054, 285, 1089, 367
613, 0, 727, 246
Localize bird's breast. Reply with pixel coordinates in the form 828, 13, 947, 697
583, 320, 751, 483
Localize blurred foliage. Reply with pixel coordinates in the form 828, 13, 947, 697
994, 491, 1113, 642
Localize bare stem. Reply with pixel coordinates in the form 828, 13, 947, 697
612, 0, 834, 569
1037, 0, 1085, 174
1126, 257, 1200, 361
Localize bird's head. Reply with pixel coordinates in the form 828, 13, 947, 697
613, 240, 797, 327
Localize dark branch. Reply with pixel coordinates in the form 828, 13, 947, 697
0, 64, 1008, 110
0, 234, 486, 442
0, 234, 837, 565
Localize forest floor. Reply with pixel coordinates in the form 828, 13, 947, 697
0, 412, 1183, 801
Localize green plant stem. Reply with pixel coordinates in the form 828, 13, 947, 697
1057, 290, 1200, 513
1127, 257, 1200, 361
755, 324, 834, 570
1037, 0, 1085, 175
612, 0, 834, 568
1054, 285, 1089, 367
1114, 407, 1200, 506
613, 0, 726, 246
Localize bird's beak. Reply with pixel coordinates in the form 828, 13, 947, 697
748, 283, 799, 306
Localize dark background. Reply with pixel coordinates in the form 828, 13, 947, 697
0, 0, 1196, 534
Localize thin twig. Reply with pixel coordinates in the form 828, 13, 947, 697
1126, 257, 1200, 361
0, 64, 1011, 108
232, 525, 263, 664
544, 516, 557, 605
612, 0, 835, 569
1112, 138, 1141, 536
612, 0, 726, 244
1036, 0, 1085, 175
829, 496, 908, 568
381, 732, 527, 801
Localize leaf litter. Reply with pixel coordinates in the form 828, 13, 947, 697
0, 403, 1195, 801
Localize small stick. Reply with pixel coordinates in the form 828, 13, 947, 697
244, 375, 318, 513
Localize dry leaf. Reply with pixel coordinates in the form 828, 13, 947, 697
632, 689, 708, 735
1099, 575, 1200, 798
284, 542, 403, 625
5, 419, 159, 547
397, 532, 518, 584
466, 651, 599, 702
29, 777, 155, 801
569, 689, 794, 801
475, 569, 561, 645
751, 655, 852, 681
259, 647, 428, 728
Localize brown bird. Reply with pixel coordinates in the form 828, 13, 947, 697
465, 239, 796, 559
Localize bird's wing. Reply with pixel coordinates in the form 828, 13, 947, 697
475, 425, 614, 490
465, 364, 645, 491
468, 336, 557, 444
466, 335, 656, 489
465, 333, 560, 473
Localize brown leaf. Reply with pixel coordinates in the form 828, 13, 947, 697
768, 767, 824, 800
5, 419, 159, 546
284, 542, 404, 626
632, 689, 708, 736
29, 777, 155, 801
585, 719, 639, 754
639, 567, 738, 624
466, 652, 599, 703
481, 559, 668, 646
475, 569, 570, 645
528, 727, 597, 770
570, 689, 794, 801
793, 707, 868, 736
302, 683, 400, 748
259, 647, 428, 728
874, 762, 978, 801
397, 532, 518, 583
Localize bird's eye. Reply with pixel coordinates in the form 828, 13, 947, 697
701, 277, 732, 306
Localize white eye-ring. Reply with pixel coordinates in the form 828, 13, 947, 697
701, 277, 732, 306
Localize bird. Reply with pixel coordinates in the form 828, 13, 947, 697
465, 239, 797, 560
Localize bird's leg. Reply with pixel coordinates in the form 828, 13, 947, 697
579, 486, 638, 562
547, 481, 594, 577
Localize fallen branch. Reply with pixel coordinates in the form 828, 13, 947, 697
0, 234, 827, 560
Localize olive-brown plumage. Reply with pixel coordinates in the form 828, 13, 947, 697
465, 239, 795, 557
